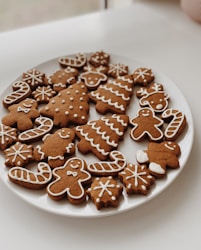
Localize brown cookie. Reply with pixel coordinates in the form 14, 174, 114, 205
47, 157, 91, 204
80, 71, 107, 90
87, 150, 127, 176
74, 114, 129, 160
136, 82, 164, 98
8, 162, 52, 190
118, 163, 155, 195
108, 63, 129, 78
33, 128, 75, 168
3, 81, 31, 108
87, 176, 123, 210
89, 75, 134, 114
133, 67, 154, 86
161, 109, 186, 141
32, 85, 56, 104
22, 69, 45, 90
58, 53, 87, 68
136, 141, 181, 178
2, 98, 40, 132
45, 67, 79, 92
0, 124, 17, 150
130, 108, 164, 142
40, 81, 89, 127
89, 51, 110, 67
4, 142, 33, 168
83, 64, 108, 74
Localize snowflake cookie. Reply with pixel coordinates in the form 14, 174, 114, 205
32, 85, 56, 104
0, 123, 17, 150
118, 163, 155, 195
133, 67, 154, 86
87, 176, 123, 210
22, 68, 45, 90
4, 142, 33, 168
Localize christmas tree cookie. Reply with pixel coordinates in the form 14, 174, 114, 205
40, 81, 89, 127
74, 114, 129, 160
89, 75, 134, 114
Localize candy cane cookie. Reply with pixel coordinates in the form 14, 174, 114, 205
3, 81, 31, 108
88, 151, 127, 176
162, 108, 186, 141
8, 162, 52, 189
58, 53, 87, 68
18, 116, 53, 143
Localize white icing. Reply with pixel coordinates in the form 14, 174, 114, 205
149, 162, 165, 174
0, 124, 16, 145
136, 150, 149, 163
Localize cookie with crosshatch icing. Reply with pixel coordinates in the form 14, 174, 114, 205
40, 81, 89, 127
87, 176, 123, 210
118, 163, 155, 195
89, 51, 110, 67
47, 157, 91, 204
133, 67, 154, 86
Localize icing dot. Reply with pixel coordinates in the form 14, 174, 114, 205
51, 100, 55, 104
80, 97, 84, 101
65, 111, 69, 115
75, 90, 79, 94
45, 107, 49, 111
79, 106, 83, 110
61, 100, 65, 104
111, 196, 116, 201
74, 114, 78, 118
69, 105, 73, 110
70, 97, 74, 101
66, 91, 70, 95
96, 198, 100, 203
55, 108, 60, 112
81, 116, 85, 120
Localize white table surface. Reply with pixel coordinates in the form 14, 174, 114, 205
0, 1, 200, 249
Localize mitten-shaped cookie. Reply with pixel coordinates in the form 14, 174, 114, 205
136, 141, 181, 178
34, 128, 75, 168
2, 98, 40, 131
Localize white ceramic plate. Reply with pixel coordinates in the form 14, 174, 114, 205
0, 53, 194, 218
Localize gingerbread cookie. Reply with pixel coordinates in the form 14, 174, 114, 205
133, 67, 154, 86
2, 98, 40, 131
87, 176, 123, 210
8, 162, 52, 189
136, 141, 181, 178
89, 75, 134, 114
33, 128, 75, 168
22, 69, 45, 90
4, 142, 33, 168
18, 116, 53, 143
108, 63, 129, 78
32, 85, 56, 104
40, 82, 89, 127
3, 81, 31, 108
130, 108, 164, 142
45, 67, 79, 92
89, 51, 110, 67
118, 163, 155, 195
47, 157, 91, 204
58, 53, 87, 68
88, 150, 127, 176
162, 109, 186, 141
136, 82, 164, 98
0, 124, 17, 150
74, 114, 129, 160
79, 70, 107, 90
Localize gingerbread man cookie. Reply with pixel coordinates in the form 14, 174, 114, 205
130, 108, 164, 142
2, 98, 40, 131
33, 128, 75, 168
136, 141, 181, 178
47, 157, 91, 204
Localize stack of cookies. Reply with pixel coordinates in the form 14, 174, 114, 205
0, 51, 187, 210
